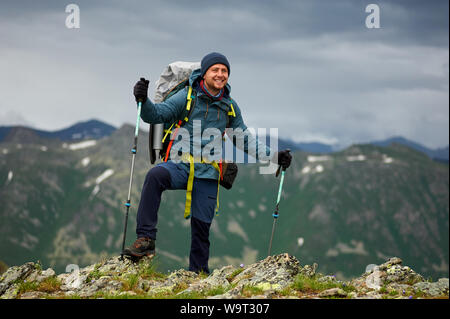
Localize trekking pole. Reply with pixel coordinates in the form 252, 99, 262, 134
120, 100, 142, 260
268, 149, 290, 256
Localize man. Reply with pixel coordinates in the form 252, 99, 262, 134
123, 52, 292, 273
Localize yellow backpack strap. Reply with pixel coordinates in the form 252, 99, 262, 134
162, 122, 176, 144
210, 161, 221, 215
182, 154, 221, 219
184, 86, 193, 122
228, 103, 236, 117
184, 153, 195, 219
162, 86, 194, 155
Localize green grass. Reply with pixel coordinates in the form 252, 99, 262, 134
17, 280, 39, 295
241, 285, 265, 297
86, 264, 106, 283
226, 268, 244, 282
16, 276, 62, 296
122, 274, 140, 292
139, 260, 167, 281
291, 274, 356, 295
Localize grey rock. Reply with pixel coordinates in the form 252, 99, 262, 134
36, 268, 56, 283
384, 264, 423, 285
23, 267, 55, 285
0, 262, 36, 297
351, 256, 424, 290
60, 269, 87, 291
1, 253, 447, 300
318, 288, 347, 298
181, 265, 235, 295
348, 292, 359, 299
149, 269, 198, 295
317, 275, 340, 283
357, 290, 383, 299
1, 286, 20, 299
137, 279, 152, 291
231, 253, 300, 289
19, 291, 46, 299
299, 263, 318, 277
118, 291, 137, 297
413, 278, 449, 297
78, 276, 121, 297
378, 257, 403, 271
211, 253, 301, 299
386, 282, 411, 293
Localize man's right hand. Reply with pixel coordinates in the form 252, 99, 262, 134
133, 77, 149, 103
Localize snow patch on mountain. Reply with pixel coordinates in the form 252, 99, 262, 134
5, 170, 13, 185
66, 140, 97, 150
95, 169, 114, 185
81, 157, 90, 167
347, 155, 366, 162
87, 169, 114, 199
227, 220, 249, 242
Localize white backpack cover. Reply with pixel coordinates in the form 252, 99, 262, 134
153, 61, 200, 103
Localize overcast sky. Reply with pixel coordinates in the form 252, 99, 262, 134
0, 0, 448, 148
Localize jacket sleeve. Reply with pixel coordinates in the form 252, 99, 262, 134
226, 100, 274, 161
140, 88, 187, 124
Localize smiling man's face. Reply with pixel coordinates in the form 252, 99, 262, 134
202, 63, 229, 95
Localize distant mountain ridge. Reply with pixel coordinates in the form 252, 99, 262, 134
0, 119, 448, 161
371, 136, 449, 162
0, 119, 116, 143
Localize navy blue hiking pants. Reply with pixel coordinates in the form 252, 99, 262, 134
136, 161, 218, 273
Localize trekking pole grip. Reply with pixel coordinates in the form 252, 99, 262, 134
135, 101, 142, 136
275, 149, 291, 177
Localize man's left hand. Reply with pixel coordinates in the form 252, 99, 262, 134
275, 149, 292, 170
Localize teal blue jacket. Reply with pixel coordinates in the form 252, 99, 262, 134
141, 69, 273, 180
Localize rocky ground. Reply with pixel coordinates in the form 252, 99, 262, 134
0, 253, 448, 299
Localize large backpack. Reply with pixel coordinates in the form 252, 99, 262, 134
149, 61, 200, 164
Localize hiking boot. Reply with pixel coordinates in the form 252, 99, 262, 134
122, 237, 155, 259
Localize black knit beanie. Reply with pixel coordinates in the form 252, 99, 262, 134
200, 52, 230, 77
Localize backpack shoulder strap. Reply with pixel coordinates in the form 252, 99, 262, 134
183, 85, 196, 123
226, 98, 237, 128
162, 85, 197, 140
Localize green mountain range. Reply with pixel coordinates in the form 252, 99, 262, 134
0, 124, 448, 281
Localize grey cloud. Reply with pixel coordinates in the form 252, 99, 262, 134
0, 0, 448, 149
